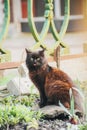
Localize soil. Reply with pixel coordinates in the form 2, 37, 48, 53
1, 117, 86, 130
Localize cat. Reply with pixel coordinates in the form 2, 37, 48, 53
25, 48, 84, 113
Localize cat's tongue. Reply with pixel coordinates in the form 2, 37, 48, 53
34, 63, 37, 66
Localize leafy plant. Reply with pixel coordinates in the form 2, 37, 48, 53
74, 80, 87, 121
69, 88, 75, 116
0, 94, 42, 129
79, 124, 87, 130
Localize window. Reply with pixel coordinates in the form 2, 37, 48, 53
21, 0, 36, 18
54, 0, 83, 19
34, 0, 45, 17
21, 0, 27, 18
61, 0, 83, 16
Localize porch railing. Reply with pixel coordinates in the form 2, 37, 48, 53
27, 0, 70, 67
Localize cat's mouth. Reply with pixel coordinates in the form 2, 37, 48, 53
33, 62, 41, 67
33, 63, 37, 66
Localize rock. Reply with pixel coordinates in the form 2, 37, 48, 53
7, 63, 39, 96
7, 77, 34, 96
38, 105, 83, 119
18, 63, 28, 77
0, 85, 7, 90
75, 109, 83, 118
39, 105, 69, 119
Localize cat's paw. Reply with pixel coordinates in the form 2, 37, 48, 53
38, 102, 46, 108
63, 102, 70, 108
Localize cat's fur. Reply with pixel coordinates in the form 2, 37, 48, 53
25, 49, 84, 112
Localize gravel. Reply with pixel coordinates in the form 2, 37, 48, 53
38, 119, 67, 130
2, 118, 85, 130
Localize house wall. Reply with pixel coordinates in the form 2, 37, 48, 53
12, 0, 87, 32
12, 0, 22, 33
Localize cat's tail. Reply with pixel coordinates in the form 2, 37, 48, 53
72, 86, 85, 113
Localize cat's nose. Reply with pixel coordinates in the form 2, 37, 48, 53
34, 60, 37, 66
34, 59, 37, 63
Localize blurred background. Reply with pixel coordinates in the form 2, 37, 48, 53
0, 0, 87, 81
1, 0, 87, 34
1, 0, 87, 32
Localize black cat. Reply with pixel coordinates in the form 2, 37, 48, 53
25, 48, 84, 113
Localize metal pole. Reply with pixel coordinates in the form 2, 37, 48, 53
0, 0, 10, 48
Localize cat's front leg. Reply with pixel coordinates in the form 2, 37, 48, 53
39, 94, 47, 108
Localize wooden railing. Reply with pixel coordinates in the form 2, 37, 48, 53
0, 53, 87, 70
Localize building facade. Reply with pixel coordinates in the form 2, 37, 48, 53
5, 0, 87, 32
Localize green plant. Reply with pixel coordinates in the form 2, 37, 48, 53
0, 94, 42, 129
59, 88, 79, 124
69, 88, 75, 116
79, 124, 87, 130
26, 118, 39, 130
0, 104, 42, 129
74, 80, 87, 122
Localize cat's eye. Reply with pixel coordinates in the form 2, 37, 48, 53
31, 57, 33, 61
37, 58, 40, 61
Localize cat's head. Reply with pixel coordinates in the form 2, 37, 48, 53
25, 49, 47, 70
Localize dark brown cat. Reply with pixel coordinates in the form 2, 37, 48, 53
25, 48, 84, 112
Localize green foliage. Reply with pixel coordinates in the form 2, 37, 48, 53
0, 95, 42, 129
79, 124, 87, 130
59, 89, 76, 118
1, 94, 39, 106
0, 104, 42, 126
74, 80, 87, 121
59, 88, 79, 124
69, 88, 75, 116
59, 101, 72, 117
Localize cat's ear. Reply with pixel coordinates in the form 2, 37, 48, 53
39, 50, 45, 57
25, 48, 32, 54
39, 45, 46, 56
